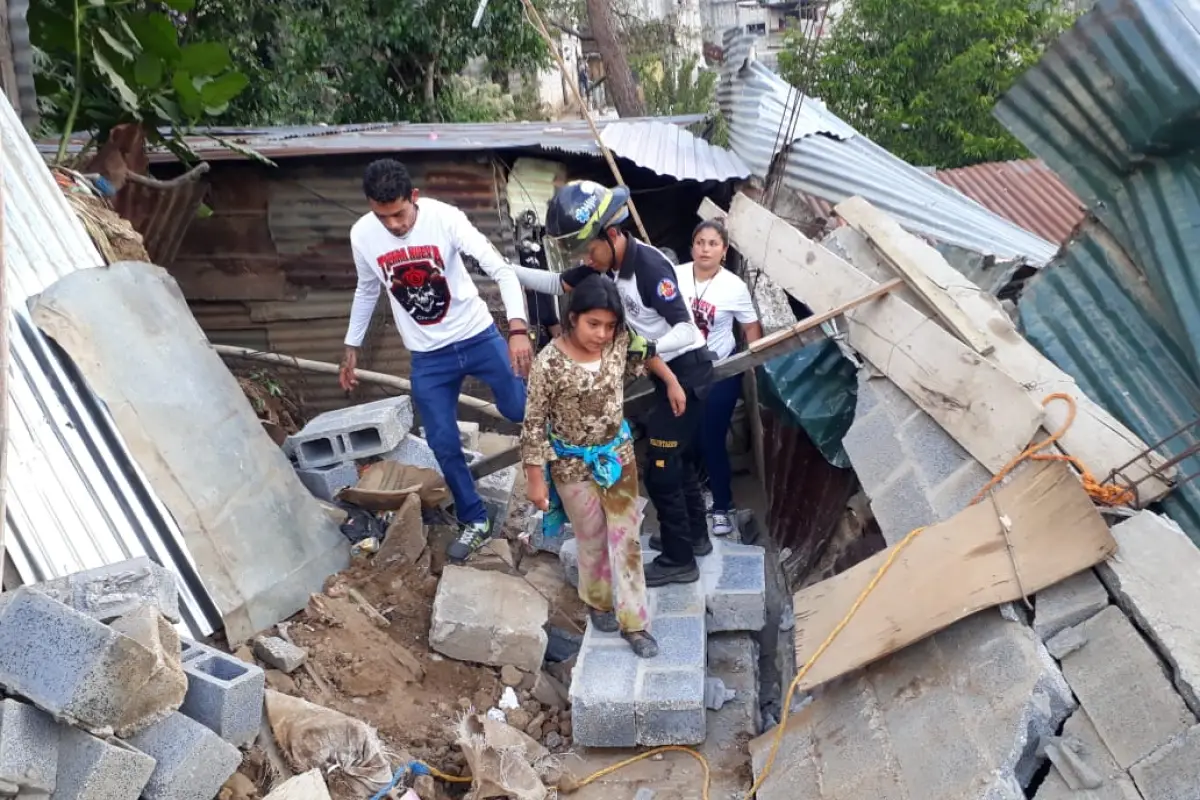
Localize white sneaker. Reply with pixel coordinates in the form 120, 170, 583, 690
710, 511, 737, 538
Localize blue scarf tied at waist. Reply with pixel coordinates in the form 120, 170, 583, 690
541, 419, 633, 542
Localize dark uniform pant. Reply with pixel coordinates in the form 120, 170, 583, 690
644, 349, 715, 567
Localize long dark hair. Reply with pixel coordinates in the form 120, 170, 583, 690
565, 273, 625, 332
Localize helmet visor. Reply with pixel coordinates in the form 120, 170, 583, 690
544, 232, 593, 272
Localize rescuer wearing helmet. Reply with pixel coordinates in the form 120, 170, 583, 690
515, 180, 715, 587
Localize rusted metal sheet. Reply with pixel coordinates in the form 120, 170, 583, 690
113, 178, 209, 267
934, 159, 1085, 246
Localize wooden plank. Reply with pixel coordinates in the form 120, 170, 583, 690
835, 195, 996, 356
725, 193, 1044, 474
791, 460, 1117, 691
829, 199, 1172, 504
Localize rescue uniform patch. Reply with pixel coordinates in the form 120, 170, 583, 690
656, 278, 678, 301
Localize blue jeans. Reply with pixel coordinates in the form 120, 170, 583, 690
699, 374, 744, 512
410, 325, 525, 524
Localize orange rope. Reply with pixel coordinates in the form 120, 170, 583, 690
969, 392, 1136, 508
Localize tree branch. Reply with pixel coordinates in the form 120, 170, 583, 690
547, 17, 584, 38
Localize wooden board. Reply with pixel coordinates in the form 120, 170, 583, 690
830, 197, 1171, 504
791, 460, 1117, 691
836, 195, 996, 356
724, 193, 1045, 474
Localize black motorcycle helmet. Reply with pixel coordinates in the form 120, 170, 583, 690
544, 180, 631, 260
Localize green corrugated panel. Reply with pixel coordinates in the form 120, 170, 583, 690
756, 339, 858, 468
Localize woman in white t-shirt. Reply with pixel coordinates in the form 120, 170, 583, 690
678, 219, 763, 537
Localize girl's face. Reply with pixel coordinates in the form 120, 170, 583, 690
570, 308, 619, 355
692, 227, 728, 271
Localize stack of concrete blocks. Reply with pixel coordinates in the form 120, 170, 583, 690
842, 371, 993, 545
386, 432, 519, 529
0, 557, 261, 799
286, 395, 415, 501
1031, 510, 1200, 800
565, 531, 767, 747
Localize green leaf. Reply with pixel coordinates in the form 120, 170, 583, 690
162, 0, 197, 10
96, 26, 135, 60
127, 12, 180, 62
93, 43, 141, 111
199, 71, 249, 108
134, 53, 165, 87
178, 42, 233, 77
172, 71, 204, 119
196, 203, 214, 219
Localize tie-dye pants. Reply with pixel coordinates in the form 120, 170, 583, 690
555, 463, 650, 633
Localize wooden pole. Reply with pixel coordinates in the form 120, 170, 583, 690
0, 135, 9, 584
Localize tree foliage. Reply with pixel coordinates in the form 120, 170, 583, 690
636, 56, 716, 117
30, 0, 254, 162
182, 0, 553, 125
780, 0, 1075, 168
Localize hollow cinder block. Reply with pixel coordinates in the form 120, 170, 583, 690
178, 649, 265, 748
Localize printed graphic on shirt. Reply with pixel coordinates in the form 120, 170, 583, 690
692, 296, 716, 340
378, 245, 451, 325
656, 278, 678, 301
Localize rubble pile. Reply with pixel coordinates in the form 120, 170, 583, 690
0, 558, 261, 799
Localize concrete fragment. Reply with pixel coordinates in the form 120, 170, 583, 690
53, 727, 156, 800
429, 566, 548, 672
287, 395, 415, 468
377, 493, 426, 565
1040, 735, 1104, 790
529, 513, 573, 555
702, 539, 767, 632
253, 636, 308, 673
1129, 723, 1200, 800
22, 556, 180, 623
263, 769, 333, 800
1034, 708, 1142, 800
531, 671, 569, 710
0, 699, 60, 795
1099, 511, 1200, 717
705, 677, 735, 711
385, 434, 443, 474
749, 609, 1074, 800
31, 262, 351, 643
0, 588, 161, 731
1033, 569, 1109, 640
126, 712, 241, 800
1059, 606, 1195, 769
294, 462, 359, 502
477, 462, 518, 527
179, 649, 266, 747
107, 605, 188, 736
1046, 626, 1088, 660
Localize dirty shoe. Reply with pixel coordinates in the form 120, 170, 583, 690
643, 557, 700, 587
447, 518, 492, 563
622, 630, 659, 658
710, 510, 737, 538
588, 607, 619, 633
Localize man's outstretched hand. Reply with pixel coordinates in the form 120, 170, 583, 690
339, 346, 359, 392
509, 329, 533, 377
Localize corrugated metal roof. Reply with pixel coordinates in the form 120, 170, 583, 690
599, 119, 751, 182
718, 30, 1060, 264
2, 97, 220, 636
934, 160, 1086, 246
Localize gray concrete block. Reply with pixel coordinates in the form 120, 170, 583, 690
651, 580, 705, 617
53, 727, 155, 800
750, 610, 1075, 800
0, 588, 161, 731
898, 408, 977, 488
707, 633, 761, 741
385, 434, 442, 473
1129, 723, 1200, 800
252, 636, 307, 673
1034, 708, 1143, 800
178, 638, 209, 664
528, 516, 572, 555
842, 407, 907, 493
294, 461, 359, 502
478, 463, 518, 527
22, 556, 180, 624
1099, 511, 1200, 719
126, 712, 240, 800
559, 538, 580, 588
429, 567, 548, 672
635, 668, 706, 746
287, 395, 414, 468
649, 615, 706, 671
0, 699, 60, 794
706, 548, 766, 633
179, 649, 266, 748
1033, 570, 1109, 640
867, 466, 939, 546
855, 373, 920, 424
570, 639, 639, 747
928, 457, 993, 522
1060, 606, 1195, 769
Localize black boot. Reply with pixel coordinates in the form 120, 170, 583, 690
644, 556, 700, 587
647, 532, 712, 557
622, 630, 659, 658
588, 607, 619, 633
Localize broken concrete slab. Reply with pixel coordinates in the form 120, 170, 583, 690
0, 588, 160, 731
126, 712, 241, 800
179, 647, 266, 748
286, 395, 415, 468
1059, 606, 1195, 769
22, 556, 180, 624
31, 261, 350, 643
429, 566, 548, 672
253, 636, 308, 673
107, 605, 188, 736
377, 493, 426, 566
53, 727, 156, 800
1099, 511, 1200, 718
1129, 723, 1200, 800
749, 609, 1074, 800
1034, 708, 1143, 800
263, 769, 333, 800
0, 699, 60, 795
1033, 570, 1109, 641
294, 462, 359, 502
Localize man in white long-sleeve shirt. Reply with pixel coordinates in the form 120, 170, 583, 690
340, 159, 533, 562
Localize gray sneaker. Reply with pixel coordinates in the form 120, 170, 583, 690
710, 511, 737, 538
447, 518, 492, 563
